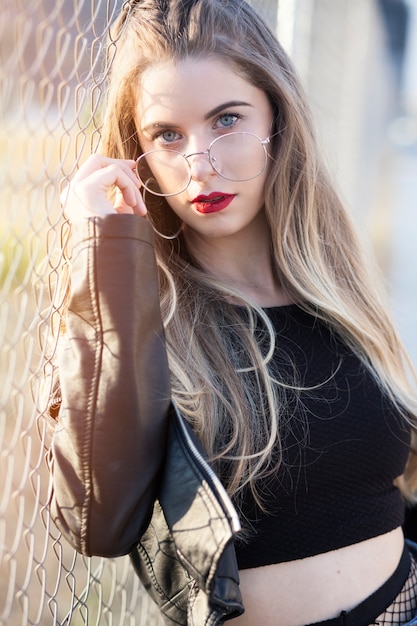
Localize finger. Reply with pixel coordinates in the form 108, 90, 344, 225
114, 186, 147, 216
68, 157, 142, 210
74, 155, 139, 187
62, 161, 144, 222
102, 167, 144, 212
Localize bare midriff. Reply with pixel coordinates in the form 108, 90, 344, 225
230, 527, 405, 626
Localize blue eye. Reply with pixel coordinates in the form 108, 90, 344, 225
218, 113, 238, 128
213, 112, 243, 132
159, 130, 178, 143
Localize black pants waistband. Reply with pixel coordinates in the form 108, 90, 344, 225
307, 542, 411, 626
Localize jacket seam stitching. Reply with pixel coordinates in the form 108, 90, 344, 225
81, 218, 104, 555
137, 542, 189, 607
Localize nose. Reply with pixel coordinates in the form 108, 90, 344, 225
186, 150, 216, 183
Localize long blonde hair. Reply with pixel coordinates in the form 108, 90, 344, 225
99, 0, 417, 504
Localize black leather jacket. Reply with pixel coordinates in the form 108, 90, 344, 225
45, 214, 244, 625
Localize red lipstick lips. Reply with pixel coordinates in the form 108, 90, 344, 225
192, 192, 236, 214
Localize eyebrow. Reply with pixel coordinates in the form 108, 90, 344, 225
204, 100, 253, 120
141, 101, 253, 134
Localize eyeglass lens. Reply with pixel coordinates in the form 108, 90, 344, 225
136, 132, 268, 197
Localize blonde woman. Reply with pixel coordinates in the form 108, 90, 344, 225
45, 1, 417, 624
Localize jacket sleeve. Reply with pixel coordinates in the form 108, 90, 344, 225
46, 214, 171, 558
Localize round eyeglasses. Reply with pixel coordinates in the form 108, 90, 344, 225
135, 131, 272, 197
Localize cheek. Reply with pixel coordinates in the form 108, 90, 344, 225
242, 174, 267, 207
163, 196, 189, 220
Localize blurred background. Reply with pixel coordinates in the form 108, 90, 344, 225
1, 0, 416, 624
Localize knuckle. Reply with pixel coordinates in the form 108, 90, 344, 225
89, 153, 104, 165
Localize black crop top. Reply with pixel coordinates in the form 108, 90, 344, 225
234, 305, 410, 569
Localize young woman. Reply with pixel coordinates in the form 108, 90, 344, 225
45, 0, 417, 624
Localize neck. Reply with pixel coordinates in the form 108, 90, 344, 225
184, 215, 292, 307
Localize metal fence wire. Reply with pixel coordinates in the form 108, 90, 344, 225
0, 0, 407, 624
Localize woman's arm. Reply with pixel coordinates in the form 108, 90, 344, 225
47, 213, 171, 557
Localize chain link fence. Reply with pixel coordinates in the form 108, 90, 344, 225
0, 0, 168, 623
0, 0, 407, 624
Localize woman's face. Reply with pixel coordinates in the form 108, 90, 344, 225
134, 56, 273, 243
